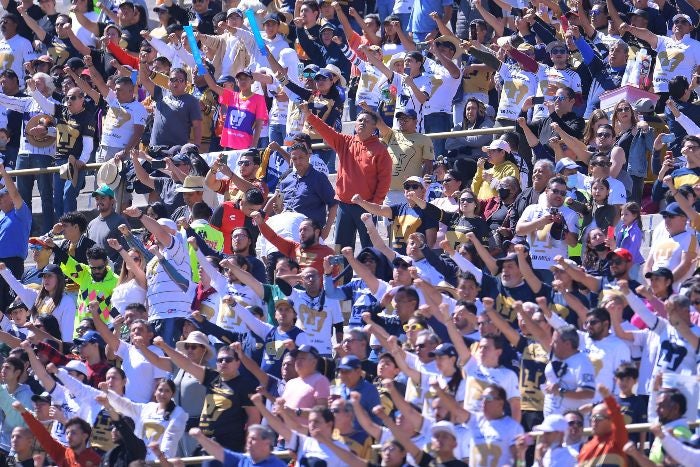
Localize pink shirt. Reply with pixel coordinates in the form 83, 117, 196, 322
282, 372, 331, 415
219, 90, 268, 149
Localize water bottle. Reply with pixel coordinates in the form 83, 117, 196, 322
638, 48, 651, 89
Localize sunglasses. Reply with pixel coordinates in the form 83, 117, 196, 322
591, 414, 610, 421
596, 132, 612, 138
550, 188, 567, 196
442, 178, 454, 184
415, 342, 429, 349
617, 106, 632, 112
591, 160, 611, 167
185, 343, 203, 350
29, 244, 46, 250
568, 420, 583, 427
217, 356, 235, 363
550, 48, 568, 55
90, 265, 106, 271
169, 77, 185, 83
237, 160, 252, 166
302, 71, 315, 78
553, 95, 569, 102
459, 197, 475, 203
673, 18, 689, 25
314, 76, 329, 81
609, 258, 626, 266
403, 323, 425, 332
65, 95, 82, 101
403, 183, 421, 190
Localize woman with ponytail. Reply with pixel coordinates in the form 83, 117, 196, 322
424, 343, 465, 415
106, 378, 187, 461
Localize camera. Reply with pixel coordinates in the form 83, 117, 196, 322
549, 207, 559, 216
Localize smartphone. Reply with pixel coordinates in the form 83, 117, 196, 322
469, 23, 478, 40
218, 153, 227, 164
606, 226, 615, 243
329, 255, 345, 266
151, 160, 166, 170
532, 96, 545, 105
511, 7, 524, 16
661, 133, 675, 144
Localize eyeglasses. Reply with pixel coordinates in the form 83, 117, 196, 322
483, 394, 501, 402
459, 197, 475, 204
381, 445, 399, 453
217, 356, 235, 363
66, 95, 82, 101
442, 178, 454, 184
568, 420, 583, 427
237, 160, 252, 166
591, 414, 610, 421
596, 132, 612, 138
591, 160, 611, 167
403, 323, 425, 332
617, 106, 632, 112
403, 183, 421, 190
610, 258, 626, 266
553, 95, 568, 102
673, 18, 689, 25
29, 245, 45, 251
169, 77, 185, 83
185, 343, 203, 350
549, 188, 567, 196
415, 342, 429, 349
550, 48, 568, 55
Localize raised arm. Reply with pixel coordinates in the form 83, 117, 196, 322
338, 247, 380, 294
0, 264, 39, 309
16, 4, 47, 41
359, 214, 396, 261
358, 44, 393, 80
373, 405, 423, 460
137, 61, 156, 96
618, 22, 658, 49
152, 337, 206, 382
484, 298, 521, 347
347, 391, 382, 439
514, 245, 542, 293
553, 256, 601, 291
249, 392, 293, 442
432, 302, 472, 364
464, 231, 498, 275
20, 341, 56, 392
71, 9, 99, 35
84, 55, 110, 99
123, 206, 173, 247
188, 429, 225, 463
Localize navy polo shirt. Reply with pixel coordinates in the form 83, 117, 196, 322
0, 202, 31, 258
278, 167, 338, 228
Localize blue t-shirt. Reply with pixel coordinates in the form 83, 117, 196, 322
278, 167, 338, 228
410, 0, 453, 34
223, 451, 287, 467
0, 203, 31, 258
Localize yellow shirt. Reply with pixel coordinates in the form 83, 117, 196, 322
471, 161, 520, 200
382, 129, 435, 191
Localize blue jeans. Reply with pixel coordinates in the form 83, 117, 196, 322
317, 148, 336, 174
53, 158, 85, 219
16, 153, 54, 232
269, 124, 286, 147
424, 112, 452, 157
335, 202, 373, 249
151, 317, 184, 348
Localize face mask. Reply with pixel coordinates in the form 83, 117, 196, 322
594, 243, 608, 252
567, 174, 577, 188
498, 188, 511, 199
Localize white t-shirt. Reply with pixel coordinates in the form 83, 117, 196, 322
290, 289, 343, 356
496, 63, 538, 121
356, 61, 386, 107
100, 91, 149, 148
466, 414, 523, 467
424, 59, 462, 115
532, 66, 582, 121
543, 352, 596, 416
518, 203, 579, 269
648, 230, 697, 286
391, 72, 433, 131
146, 234, 194, 320
652, 35, 700, 93
115, 342, 169, 403
70, 11, 98, 47
0, 35, 35, 86
464, 362, 519, 416
583, 175, 627, 205
289, 431, 349, 467
583, 334, 631, 398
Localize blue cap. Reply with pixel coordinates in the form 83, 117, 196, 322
395, 109, 418, 119
319, 22, 336, 32
338, 355, 362, 370
216, 75, 236, 85
314, 69, 334, 80
38, 264, 62, 277
660, 202, 687, 218
74, 330, 106, 346
431, 343, 457, 358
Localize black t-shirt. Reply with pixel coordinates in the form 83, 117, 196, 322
482, 277, 552, 325
199, 368, 256, 451
97, 22, 143, 52
42, 32, 82, 67
54, 103, 96, 160
152, 177, 184, 216
418, 452, 468, 467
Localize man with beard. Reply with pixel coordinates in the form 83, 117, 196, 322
252, 214, 334, 275
0, 14, 34, 86
210, 187, 265, 255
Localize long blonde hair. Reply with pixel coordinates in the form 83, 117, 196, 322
118, 248, 145, 286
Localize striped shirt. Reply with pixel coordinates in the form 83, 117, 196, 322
0, 93, 58, 156
146, 233, 194, 320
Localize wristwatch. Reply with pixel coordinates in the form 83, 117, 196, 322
559, 387, 567, 396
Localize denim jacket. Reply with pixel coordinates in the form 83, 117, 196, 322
626, 128, 655, 178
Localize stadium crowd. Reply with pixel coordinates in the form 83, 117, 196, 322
0, 0, 697, 465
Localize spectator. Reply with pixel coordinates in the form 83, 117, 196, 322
578, 385, 628, 465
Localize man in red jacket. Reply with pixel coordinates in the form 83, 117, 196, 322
300, 103, 392, 250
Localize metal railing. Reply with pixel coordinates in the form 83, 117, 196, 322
5, 126, 516, 177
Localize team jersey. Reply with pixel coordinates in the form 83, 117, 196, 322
532, 65, 582, 121
424, 59, 461, 114
462, 55, 495, 96
391, 72, 433, 131
652, 35, 700, 93
356, 61, 385, 107
464, 361, 519, 416
496, 63, 538, 121
217, 284, 264, 335
543, 352, 596, 416
648, 230, 698, 288
219, 89, 269, 149
465, 414, 523, 467
0, 35, 35, 86
582, 334, 631, 398
54, 104, 96, 161
100, 91, 148, 149
289, 289, 343, 356
382, 129, 435, 191
517, 204, 579, 271
516, 336, 549, 412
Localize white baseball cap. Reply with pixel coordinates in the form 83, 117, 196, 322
533, 414, 568, 433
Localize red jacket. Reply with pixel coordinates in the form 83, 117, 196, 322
578, 396, 629, 467
306, 113, 392, 204
257, 219, 334, 274
23, 411, 102, 467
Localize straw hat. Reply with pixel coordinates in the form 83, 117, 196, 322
435, 35, 464, 57
322, 64, 347, 87
96, 158, 122, 191
175, 331, 214, 361
58, 155, 80, 187
25, 114, 56, 148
